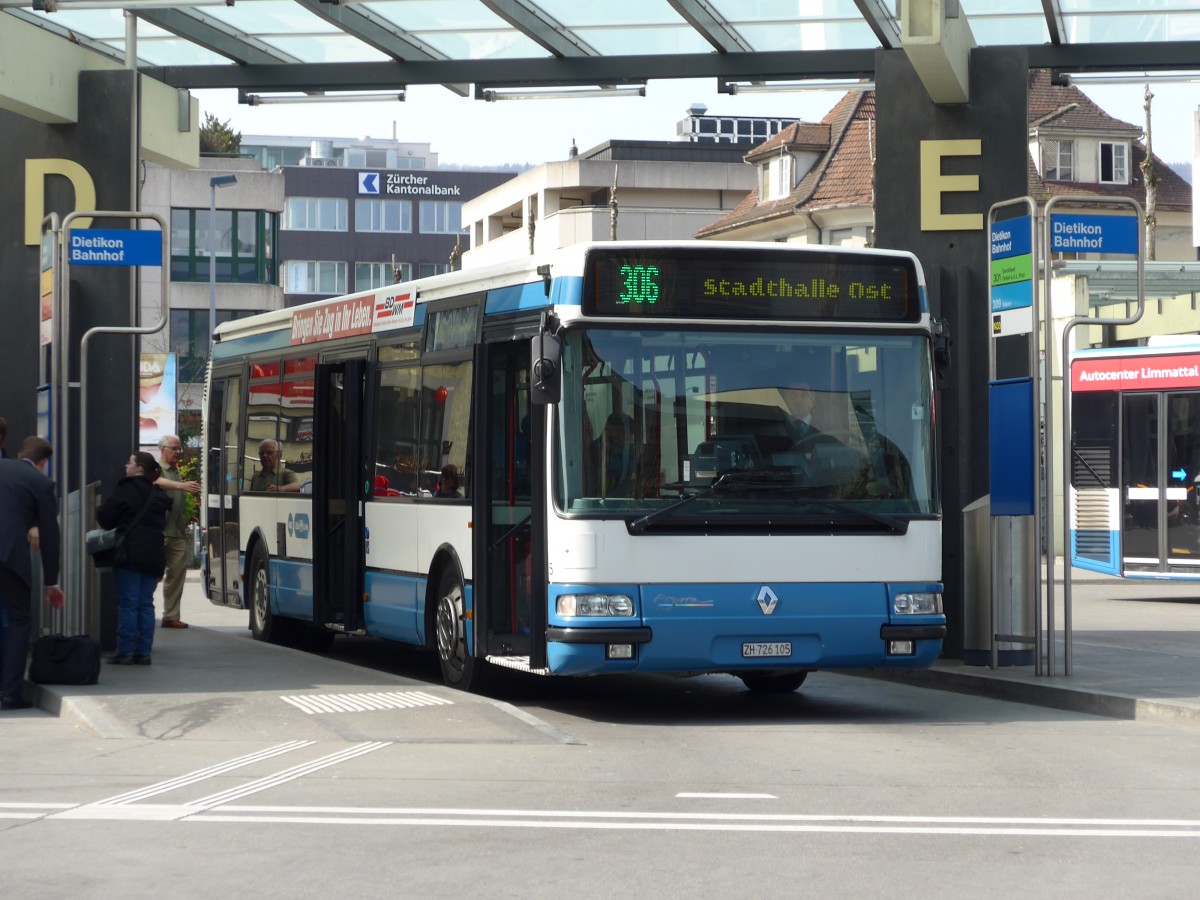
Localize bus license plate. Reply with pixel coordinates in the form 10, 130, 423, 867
742, 642, 791, 658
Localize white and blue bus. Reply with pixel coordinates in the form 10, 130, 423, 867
202, 241, 944, 692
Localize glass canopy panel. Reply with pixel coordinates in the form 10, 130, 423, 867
958, 15, 1050, 44
365, 0, 518, 34
1067, 11, 1198, 41
533, 0, 684, 28
737, 20, 881, 51
714, 0, 872, 23
573, 25, 715, 56
411, 30, 547, 59
257, 34, 393, 64
203, 2, 342, 37
961, 0, 1045, 12
1060, 0, 1195, 11
102, 37, 235, 68
27, 9, 173, 40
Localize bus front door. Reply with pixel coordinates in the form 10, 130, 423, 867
476, 340, 547, 668
205, 374, 243, 607
313, 359, 371, 632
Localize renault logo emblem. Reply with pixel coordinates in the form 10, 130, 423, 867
756, 585, 779, 615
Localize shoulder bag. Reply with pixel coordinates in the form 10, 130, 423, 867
86, 483, 156, 568
29, 634, 102, 685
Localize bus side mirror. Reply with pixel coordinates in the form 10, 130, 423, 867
530, 332, 561, 405
934, 317, 951, 373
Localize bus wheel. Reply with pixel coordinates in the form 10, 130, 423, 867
738, 671, 808, 693
435, 569, 482, 691
248, 545, 281, 644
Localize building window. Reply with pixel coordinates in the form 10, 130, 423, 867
1043, 140, 1074, 181
762, 155, 794, 201
170, 208, 277, 284
284, 197, 347, 231
1100, 141, 1129, 184
355, 198, 412, 233
356, 261, 411, 291
419, 263, 452, 279
419, 201, 463, 234
170, 308, 261, 385
284, 261, 347, 294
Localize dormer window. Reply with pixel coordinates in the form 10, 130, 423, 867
1100, 141, 1129, 184
762, 153, 794, 201
1042, 139, 1074, 181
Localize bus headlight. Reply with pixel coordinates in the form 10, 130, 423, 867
893, 592, 942, 615
556, 594, 635, 617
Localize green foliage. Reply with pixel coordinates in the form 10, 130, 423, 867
178, 414, 202, 525
200, 114, 242, 154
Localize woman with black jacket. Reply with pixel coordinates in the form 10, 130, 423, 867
96, 451, 173, 665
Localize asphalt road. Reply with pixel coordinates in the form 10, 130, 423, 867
4, 593, 1200, 898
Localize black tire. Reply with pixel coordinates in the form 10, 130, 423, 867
248, 544, 284, 644
739, 670, 808, 693
434, 567, 483, 691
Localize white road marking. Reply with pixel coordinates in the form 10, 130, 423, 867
280, 691, 451, 715
34, 796, 1200, 836
185, 742, 392, 809
0, 802, 76, 821
190, 812, 1200, 837
93, 741, 315, 806
676, 792, 778, 799
0, 806, 76, 816
214, 806, 1200, 828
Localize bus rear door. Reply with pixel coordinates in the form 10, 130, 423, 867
205, 373, 243, 607
313, 358, 373, 632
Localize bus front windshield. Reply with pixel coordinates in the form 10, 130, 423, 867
555, 328, 937, 525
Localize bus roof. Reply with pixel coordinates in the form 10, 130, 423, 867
213, 240, 927, 347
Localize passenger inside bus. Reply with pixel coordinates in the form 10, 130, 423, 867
593, 412, 638, 497
433, 464, 463, 498
248, 439, 302, 493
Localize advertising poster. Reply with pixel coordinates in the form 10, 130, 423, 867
139, 352, 177, 448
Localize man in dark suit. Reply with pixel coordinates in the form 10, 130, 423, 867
0, 436, 64, 710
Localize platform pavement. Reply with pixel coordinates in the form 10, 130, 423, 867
18, 573, 574, 745
14, 566, 1200, 734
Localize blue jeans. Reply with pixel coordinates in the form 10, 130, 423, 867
114, 568, 160, 657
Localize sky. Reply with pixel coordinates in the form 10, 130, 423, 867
194, 77, 1198, 178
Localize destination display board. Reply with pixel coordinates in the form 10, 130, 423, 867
584, 247, 919, 322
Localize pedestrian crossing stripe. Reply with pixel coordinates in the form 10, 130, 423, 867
279, 691, 452, 714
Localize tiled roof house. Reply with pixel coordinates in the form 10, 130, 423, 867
696, 90, 876, 245
698, 71, 1193, 260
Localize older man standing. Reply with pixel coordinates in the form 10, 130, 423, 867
155, 434, 201, 629
0, 436, 64, 710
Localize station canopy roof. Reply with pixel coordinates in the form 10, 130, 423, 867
2, 1, 1199, 100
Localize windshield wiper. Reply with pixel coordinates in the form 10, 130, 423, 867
629, 470, 786, 534
803, 500, 908, 534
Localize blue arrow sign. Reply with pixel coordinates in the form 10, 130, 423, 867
1172, 468, 1187, 481
358, 172, 380, 194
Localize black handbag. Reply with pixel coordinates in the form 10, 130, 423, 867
86, 483, 155, 568
29, 634, 101, 685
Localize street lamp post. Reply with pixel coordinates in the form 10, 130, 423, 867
208, 174, 237, 353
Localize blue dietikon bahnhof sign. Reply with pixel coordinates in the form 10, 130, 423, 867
68, 228, 162, 267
